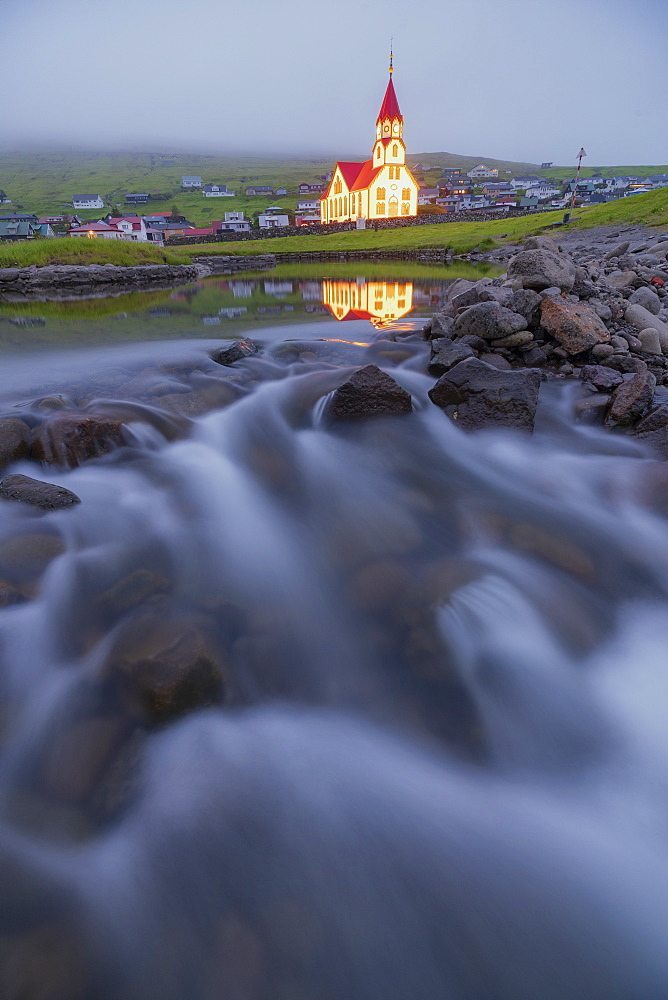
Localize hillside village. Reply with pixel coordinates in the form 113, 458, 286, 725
1, 161, 667, 243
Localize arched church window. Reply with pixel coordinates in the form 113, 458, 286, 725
376, 202, 386, 215
402, 188, 411, 200
376, 187, 386, 200
393, 144, 398, 157
401, 202, 410, 215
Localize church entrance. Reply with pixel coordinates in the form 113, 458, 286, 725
389, 198, 398, 217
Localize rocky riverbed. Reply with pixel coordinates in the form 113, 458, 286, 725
422, 225, 668, 453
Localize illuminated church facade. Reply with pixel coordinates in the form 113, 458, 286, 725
321, 59, 419, 224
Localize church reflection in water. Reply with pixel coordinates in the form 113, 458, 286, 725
321, 279, 414, 328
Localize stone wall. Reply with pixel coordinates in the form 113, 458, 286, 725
0, 262, 203, 303
165, 208, 547, 247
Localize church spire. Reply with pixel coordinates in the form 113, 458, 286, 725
375, 51, 404, 144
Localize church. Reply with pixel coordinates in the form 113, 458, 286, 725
320, 58, 419, 224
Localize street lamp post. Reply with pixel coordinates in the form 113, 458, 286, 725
565, 147, 586, 223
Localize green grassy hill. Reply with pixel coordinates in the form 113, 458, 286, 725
2, 151, 667, 229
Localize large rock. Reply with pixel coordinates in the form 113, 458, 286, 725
605, 271, 640, 290
523, 236, 560, 253
634, 405, 668, 459
539, 298, 611, 355
507, 288, 543, 324
604, 241, 631, 259
328, 365, 412, 420
0, 417, 31, 467
507, 250, 576, 292
579, 365, 624, 392
429, 314, 455, 340
210, 338, 259, 366
428, 339, 474, 376
0, 473, 81, 510
428, 358, 541, 432
624, 304, 668, 351
628, 287, 661, 315
605, 371, 656, 428
31, 414, 126, 468
453, 301, 528, 341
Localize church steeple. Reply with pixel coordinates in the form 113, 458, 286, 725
373, 51, 406, 165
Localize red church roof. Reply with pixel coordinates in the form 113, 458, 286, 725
377, 75, 402, 121
350, 160, 382, 192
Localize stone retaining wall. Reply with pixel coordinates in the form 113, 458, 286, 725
0, 263, 204, 303
166, 207, 548, 247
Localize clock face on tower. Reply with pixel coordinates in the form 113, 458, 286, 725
383, 124, 390, 134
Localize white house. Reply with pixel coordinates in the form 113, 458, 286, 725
467, 165, 499, 179
203, 184, 235, 197
525, 182, 560, 200
510, 176, 540, 190
258, 208, 289, 228
213, 212, 251, 232
297, 199, 320, 212
417, 188, 440, 205
72, 194, 104, 210
181, 175, 203, 188
649, 174, 668, 188
109, 216, 148, 241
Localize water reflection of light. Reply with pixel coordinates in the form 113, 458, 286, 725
321, 279, 414, 328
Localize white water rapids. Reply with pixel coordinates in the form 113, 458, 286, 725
0, 325, 667, 999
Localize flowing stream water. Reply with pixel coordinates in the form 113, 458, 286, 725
1, 268, 668, 999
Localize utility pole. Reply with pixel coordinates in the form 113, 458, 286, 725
565, 147, 586, 222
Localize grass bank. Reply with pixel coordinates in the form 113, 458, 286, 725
0, 238, 190, 268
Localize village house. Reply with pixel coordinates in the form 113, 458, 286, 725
108, 216, 149, 241
274, 188, 287, 196
72, 195, 104, 210
0, 221, 37, 240
510, 176, 540, 191
212, 212, 251, 233
417, 188, 440, 205
258, 207, 290, 228
481, 182, 515, 197
467, 165, 499, 179
125, 193, 150, 205
525, 181, 560, 200
203, 184, 235, 197
246, 186, 273, 197
297, 199, 320, 212
0, 211, 39, 223
439, 168, 462, 179
321, 58, 419, 223
299, 183, 323, 194
68, 222, 125, 239
649, 174, 668, 188
181, 176, 203, 188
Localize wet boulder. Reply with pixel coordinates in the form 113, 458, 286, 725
210, 337, 259, 366
633, 405, 668, 459
429, 314, 455, 340
605, 370, 656, 428
507, 249, 576, 292
624, 304, 668, 351
453, 301, 528, 342
31, 414, 126, 468
428, 339, 474, 376
0, 473, 81, 510
328, 365, 412, 420
0, 417, 31, 468
539, 298, 611, 355
428, 357, 541, 432
106, 610, 227, 725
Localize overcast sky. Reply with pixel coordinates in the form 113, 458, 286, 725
1, 0, 666, 166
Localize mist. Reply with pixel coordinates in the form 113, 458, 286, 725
2, 0, 667, 165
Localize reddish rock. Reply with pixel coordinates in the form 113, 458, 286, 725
328, 365, 412, 420
605, 371, 656, 428
539, 298, 611, 355
31, 414, 126, 468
